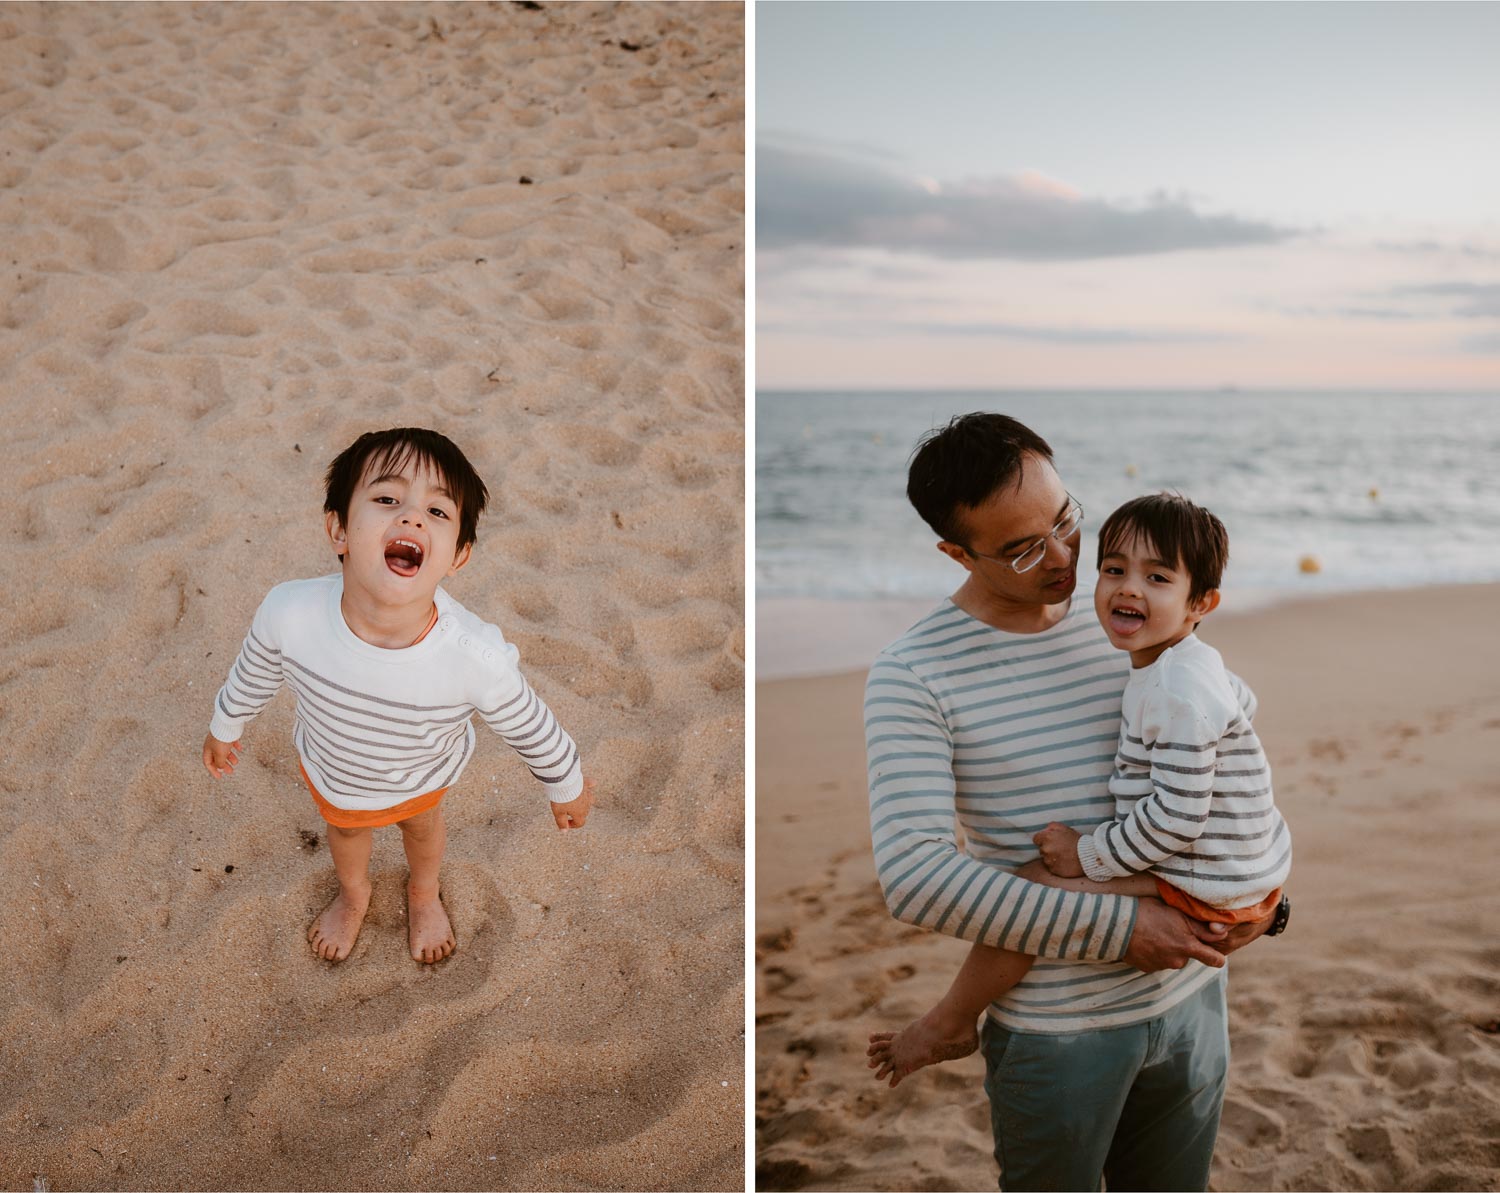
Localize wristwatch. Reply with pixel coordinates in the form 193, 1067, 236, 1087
1264, 893, 1291, 937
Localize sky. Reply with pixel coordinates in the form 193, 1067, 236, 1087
756, 2, 1500, 390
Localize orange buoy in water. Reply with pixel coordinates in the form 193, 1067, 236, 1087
1298, 555, 1321, 574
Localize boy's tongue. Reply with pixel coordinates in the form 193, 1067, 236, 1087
1110, 609, 1145, 635
385, 543, 422, 577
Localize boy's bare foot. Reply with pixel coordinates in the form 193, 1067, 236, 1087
408, 883, 455, 963
866, 1004, 980, 1088
308, 883, 371, 962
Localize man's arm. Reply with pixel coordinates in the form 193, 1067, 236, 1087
864, 653, 1128, 959
1125, 899, 1231, 971
865, 654, 1222, 968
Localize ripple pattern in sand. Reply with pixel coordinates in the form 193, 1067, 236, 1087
0, 3, 743, 1190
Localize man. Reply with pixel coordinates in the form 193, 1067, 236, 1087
864, 413, 1284, 1191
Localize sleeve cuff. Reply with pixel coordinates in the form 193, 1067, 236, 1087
208, 710, 247, 744
546, 763, 584, 802
1076, 832, 1117, 882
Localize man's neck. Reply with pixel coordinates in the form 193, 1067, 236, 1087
951, 577, 1070, 635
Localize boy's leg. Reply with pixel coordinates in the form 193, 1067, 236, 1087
868, 943, 1036, 1087
397, 804, 454, 963
308, 824, 374, 962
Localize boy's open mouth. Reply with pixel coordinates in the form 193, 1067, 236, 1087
384, 538, 424, 578
1109, 605, 1146, 635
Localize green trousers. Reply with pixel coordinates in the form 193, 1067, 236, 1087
980, 972, 1229, 1192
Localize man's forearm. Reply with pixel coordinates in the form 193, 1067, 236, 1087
875, 834, 1139, 962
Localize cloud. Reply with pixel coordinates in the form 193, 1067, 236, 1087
1377, 239, 1500, 262
1460, 331, 1500, 354
1268, 283, 1500, 323
1389, 282, 1500, 318
757, 143, 1298, 261
758, 128, 902, 163
760, 317, 1236, 345
1334, 307, 1426, 321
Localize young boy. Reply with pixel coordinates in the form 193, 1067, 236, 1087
868, 492, 1290, 1086
202, 427, 594, 965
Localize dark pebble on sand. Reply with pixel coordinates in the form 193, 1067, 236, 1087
519, 175, 534, 185
224, 864, 235, 873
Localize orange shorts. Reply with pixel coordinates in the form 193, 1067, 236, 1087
300, 762, 446, 829
1154, 879, 1282, 925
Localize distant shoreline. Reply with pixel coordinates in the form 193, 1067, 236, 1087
756, 387, 1500, 397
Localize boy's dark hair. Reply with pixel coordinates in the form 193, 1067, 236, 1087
906, 413, 1055, 545
1096, 492, 1228, 603
324, 427, 489, 554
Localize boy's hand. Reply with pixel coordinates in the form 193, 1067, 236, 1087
1033, 821, 1084, 877
551, 777, 595, 832
203, 734, 241, 779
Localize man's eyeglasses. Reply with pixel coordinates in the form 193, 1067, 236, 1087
967, 497, 1083, 574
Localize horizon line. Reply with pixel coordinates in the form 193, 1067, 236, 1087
756, 385, 1500, 396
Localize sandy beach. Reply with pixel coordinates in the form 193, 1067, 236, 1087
0, 3, 743, 1190
756, 584, 1500, 1192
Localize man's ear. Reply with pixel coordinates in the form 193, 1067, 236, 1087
937, 541, 978, 575
447, 542, 473, 576
325, 510, 348, 560
1191, 588, 1221, 619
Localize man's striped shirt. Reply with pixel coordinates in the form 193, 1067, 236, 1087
209, 575, 583, 810
866, 598, 1223, 1033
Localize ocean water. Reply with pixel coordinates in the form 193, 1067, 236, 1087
757, 391, 1500, 606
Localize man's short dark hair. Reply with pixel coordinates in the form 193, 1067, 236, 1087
1096, 492, 1228, 603
906, 413, 1055, 545
324, 427, 489, 554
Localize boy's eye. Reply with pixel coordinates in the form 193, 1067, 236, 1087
374, 495, 397, 504
428, 508, 450, 519
1103, 565, 1123, 575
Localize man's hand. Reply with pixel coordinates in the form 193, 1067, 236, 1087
203, 734, 241, 779
1204, 906, 1276, 956
1123, 898, 1229, 972
1033, 822, 1084, 878
551, 777, 595, 832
